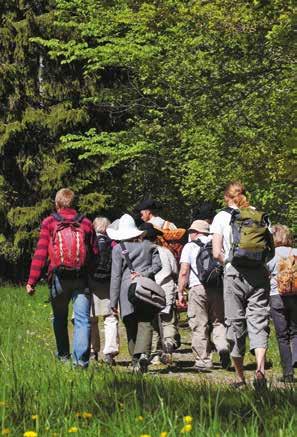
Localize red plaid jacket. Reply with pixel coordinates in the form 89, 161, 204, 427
27, 208, 97, 287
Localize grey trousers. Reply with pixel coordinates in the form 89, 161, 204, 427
224, 265, 270, 358
123, 312, 154, 357
188, 284, 228, 363
151, 308, 180, 353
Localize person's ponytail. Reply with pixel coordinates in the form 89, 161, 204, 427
224, 181, 250, 208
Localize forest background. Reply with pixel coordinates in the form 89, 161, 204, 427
0, 0, 296, 282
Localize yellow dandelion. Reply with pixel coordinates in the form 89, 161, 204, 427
31, 415, 38, 421
82, 412, 92, 419
181, 424, 192, 433
183, 416, 192, 424
0, 402, 6, 407
140, 435, 151, 437
68, 427, 78, 433
2, 429, 10, 435
160, 432, 168, 437
136, 416, 144, 421
23, 432, 38, 437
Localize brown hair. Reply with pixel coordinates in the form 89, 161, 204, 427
224, 181, 250, 208
55, 188, 75, 209
271, 224, 293, 247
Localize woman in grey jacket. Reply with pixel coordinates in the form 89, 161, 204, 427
107, 214, 162, 373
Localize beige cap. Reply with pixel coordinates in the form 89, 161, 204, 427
188, 219, 211, 234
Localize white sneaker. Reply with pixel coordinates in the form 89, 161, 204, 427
151, 355, 161, 365
194, 359, 213, 371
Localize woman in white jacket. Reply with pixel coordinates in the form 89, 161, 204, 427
139, 223, 181, 364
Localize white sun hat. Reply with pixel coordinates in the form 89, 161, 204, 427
106, 214, 145, 241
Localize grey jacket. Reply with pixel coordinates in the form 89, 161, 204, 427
110, 240, 162, 319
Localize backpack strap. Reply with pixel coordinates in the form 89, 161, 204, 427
51, 212, 64, 221
191, 239, 205, 248
51, 212, 85, 223
119, 242, 134, 273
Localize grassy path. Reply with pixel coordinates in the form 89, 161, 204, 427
0, 286, 296, 436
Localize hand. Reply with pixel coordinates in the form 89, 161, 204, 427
111, 307, 119, 316
177, 291, 187, 308
26, 284, 35, 295
130, 271, 140, 281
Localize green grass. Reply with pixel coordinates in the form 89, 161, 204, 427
0, 286, 296, 437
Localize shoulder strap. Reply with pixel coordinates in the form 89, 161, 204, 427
74, 213, 84, 223
119, 242, 134, 272
191, 239, 204, 248
51, 212, 84, 223
222, 207, 234, 214
51, 212, 63, 222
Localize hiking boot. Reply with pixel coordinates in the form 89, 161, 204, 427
139, 354, 149, 373
160, 352, 173, 365
103, 353, 116, 366
219, 349, 231, 370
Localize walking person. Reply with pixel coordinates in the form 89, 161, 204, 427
137, 199, 177, 230
139, 222, 181, 365
178, 220, 229, 371
107, 214, 162, 373
88, 217, 119, 365
212, 181, 274, 387
26, 188, 97, 368
267, 224, 297, 383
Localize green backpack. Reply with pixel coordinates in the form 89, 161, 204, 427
225, 207, 274, 266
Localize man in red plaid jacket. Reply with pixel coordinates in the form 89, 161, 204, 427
26, 188, 97, 368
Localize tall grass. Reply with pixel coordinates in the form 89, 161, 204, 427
0, 286, 296, 436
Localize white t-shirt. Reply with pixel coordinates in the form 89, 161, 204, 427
148, 216, 177, 230
180, 235, 211, 288
210, 209, 235, 266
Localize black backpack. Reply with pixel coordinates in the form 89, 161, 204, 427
92, 235, 112, 281
191, 239, 223, 287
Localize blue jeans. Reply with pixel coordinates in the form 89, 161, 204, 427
51, 274, 91, 367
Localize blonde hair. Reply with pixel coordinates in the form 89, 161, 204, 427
93, 217, 111, 234
272, 224, 293, 247
224, 181, 250, 208
55, 188, 75, 209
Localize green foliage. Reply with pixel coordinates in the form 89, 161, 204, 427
0, 0, 296, 280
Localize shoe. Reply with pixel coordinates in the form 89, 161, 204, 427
277, 375, 295, 383
103, 353, 116, 366
139, 354, 149, 373
150, 355, 161, 365
90, 352, 98, 361
219, 349, 231, 370
253, 370, 267, 390
160, 352, 173, 365
194, 360, 213, 371
230, 380, 246, 389
57, 354, 71, 363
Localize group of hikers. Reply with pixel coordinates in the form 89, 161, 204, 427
26, 182, 297, 388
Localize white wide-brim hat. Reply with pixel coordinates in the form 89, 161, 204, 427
106, 214, 145, 241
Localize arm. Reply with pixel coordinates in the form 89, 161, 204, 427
212, 233, 225, 265
26, 218, 51, 294
109, 247, 123, 312
177, 262, 190, 305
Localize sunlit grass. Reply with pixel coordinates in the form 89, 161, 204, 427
0, 286, 296, 436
